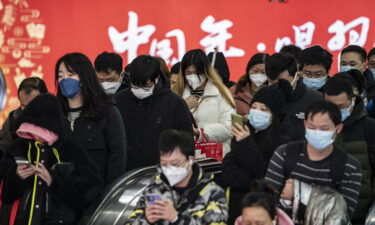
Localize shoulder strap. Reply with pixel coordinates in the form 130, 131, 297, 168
330, 147, 347, 188
284, 141, 304, 179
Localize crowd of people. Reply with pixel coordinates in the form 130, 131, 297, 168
0, 44, 374, 225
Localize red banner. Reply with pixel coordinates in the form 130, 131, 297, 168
0, 0, 374, 124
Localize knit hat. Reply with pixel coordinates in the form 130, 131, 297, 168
251, 85, 286, 121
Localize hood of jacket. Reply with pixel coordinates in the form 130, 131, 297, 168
343, 95, 366, 127
15, 93, 67, 146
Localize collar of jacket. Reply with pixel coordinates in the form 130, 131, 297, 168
344, 95, 366, 126
182, 80, 220, 99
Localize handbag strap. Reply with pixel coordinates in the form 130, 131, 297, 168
9, 200, 19, 225
199, 128, 208, 142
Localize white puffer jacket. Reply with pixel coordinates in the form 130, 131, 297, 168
182, 80, 235, 155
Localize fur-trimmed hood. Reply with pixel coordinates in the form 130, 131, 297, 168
15, 93, 67, 146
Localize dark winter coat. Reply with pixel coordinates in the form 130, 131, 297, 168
222, 123, 280, 225
0, 93, 102, 225
114, 76, 193, 171
334, 96, 375, 225
66, 102, 127, 185
279, 81, 322, 144
0, 108, 22, 155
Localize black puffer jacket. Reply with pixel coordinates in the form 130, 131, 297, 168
115, 76, 193, 171
66, 101, 127, 185
0, 93, 102, 225
334, 96, 375, 225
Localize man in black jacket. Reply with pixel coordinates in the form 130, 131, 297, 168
265, 53, 322, 144
115, 55, 193, 171
324, 76, 375, 225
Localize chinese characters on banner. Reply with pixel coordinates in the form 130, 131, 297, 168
108, 11, 245, 66
0, 0, 50, 124
108, 11, 371, 69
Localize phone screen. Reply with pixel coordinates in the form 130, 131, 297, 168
15, 157, 30, 165
231, 113, 244, 127
146, 194, 161, 205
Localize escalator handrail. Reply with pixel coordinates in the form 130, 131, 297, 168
84, 160, 223, 225
86, 166, 157, 224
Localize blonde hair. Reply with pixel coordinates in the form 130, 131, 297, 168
172, 66, 235, 108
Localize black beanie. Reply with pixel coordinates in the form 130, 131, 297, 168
15, 93, 66, 142
251, 85, 285, 121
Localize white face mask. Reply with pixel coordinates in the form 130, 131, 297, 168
131, 85, 155, 99
186, 74, 205, 90
161, 159, 192, 186
249, 73, 268, 87
101, 81, 121, 95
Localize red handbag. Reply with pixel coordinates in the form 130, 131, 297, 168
194, 129, 223, 161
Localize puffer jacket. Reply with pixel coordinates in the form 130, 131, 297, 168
127, 163, 228, 225
334, 96, 375, 224
304, 185, 350, 225
182, 80, 235, 155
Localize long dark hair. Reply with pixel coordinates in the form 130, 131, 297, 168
55, 52, 107, 119
235, 53, 269, 94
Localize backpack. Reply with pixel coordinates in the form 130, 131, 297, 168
283, 141, 348, 189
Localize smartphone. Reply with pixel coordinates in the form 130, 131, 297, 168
146, 194, 161, 205
15, 157, 30, 166
231, 113, 244, 127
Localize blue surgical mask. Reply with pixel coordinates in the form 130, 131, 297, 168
340, 65, 358, 73
305, 128, 335, 151
302, 76, 327, 90
340, 100, 354, 121
370, 69, 375, 80
248, 109, 272, 131
59, 78, 81, 98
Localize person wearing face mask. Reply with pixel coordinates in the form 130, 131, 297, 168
265, 100, 362, 223
365, 48, 375, 118
127, 129, 228, 225
55, 53, 127, 186
94, 51, 129, 95
0, 94, 102, 225
324, 76, 375, 225
173, 49, 236, 156
230, 53, 270, 116
235, 180, 293, 225
299, 45, 333, 92
265, 53, 322, 144
114, 55, 193, 171
222, 85, 285, 225
340, 45, 374, 85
